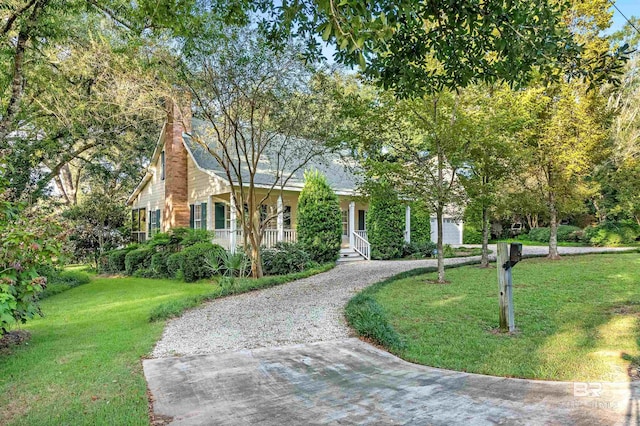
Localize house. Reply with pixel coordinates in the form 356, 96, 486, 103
126, 103, 464, 260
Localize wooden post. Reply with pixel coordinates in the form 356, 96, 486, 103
496, 242, 515, 332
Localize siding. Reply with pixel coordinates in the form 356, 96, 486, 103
187, 156, 230, 204
132, 154, 165, 213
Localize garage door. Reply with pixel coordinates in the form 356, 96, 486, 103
430, 217, 463, 245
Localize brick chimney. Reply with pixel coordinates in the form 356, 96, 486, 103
163, 98, 191, 231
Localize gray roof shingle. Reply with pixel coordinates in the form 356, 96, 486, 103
183, 119, 361, 194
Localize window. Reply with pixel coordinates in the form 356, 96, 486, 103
131, 208, 147, 242
260, 205, 278, 229
194, 204, 202, 229
160, 151, 165, 180
341, 210, 348, 236
283, 206, 292, 228
189, 203, 207, 230
149, 209, 161, 235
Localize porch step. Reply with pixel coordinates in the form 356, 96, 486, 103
337, 248, 366, 262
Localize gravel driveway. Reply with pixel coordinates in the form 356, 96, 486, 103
152, 245, 634, 358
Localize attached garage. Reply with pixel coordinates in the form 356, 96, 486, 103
430, 217, 463, 245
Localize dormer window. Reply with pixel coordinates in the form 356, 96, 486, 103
160, 150, 165, 180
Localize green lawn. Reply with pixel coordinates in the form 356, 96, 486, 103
0, 276, 215, 425
0, 262, 333, 425
371, 253, 640, 382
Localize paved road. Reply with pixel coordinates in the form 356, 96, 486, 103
146, 246, 638, 425
144, 339, 638, 425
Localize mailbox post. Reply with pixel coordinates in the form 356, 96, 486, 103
497, 242, 522, 332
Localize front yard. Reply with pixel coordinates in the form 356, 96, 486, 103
0, 275, 214, 425
0, 263, 331, 425
357, 253, 640, 382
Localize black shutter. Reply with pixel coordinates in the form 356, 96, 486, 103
215, 203, 225, 229
358, 210, 366, 231
189, 204, 195, 229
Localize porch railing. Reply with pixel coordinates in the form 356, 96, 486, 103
212, 228, 297, 249
352, 230, 370, 260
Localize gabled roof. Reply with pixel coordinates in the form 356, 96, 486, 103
126, 123, 166, 205
127, 118, 362, 205
183, 118, 361, 195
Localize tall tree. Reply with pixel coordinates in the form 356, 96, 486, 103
181, 30, 334, 278
459, 85, 527, 267
337, 86, 467, 282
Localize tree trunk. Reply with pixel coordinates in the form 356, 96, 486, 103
0, 0, 46, 143
248, 211, 264, 279
480, 205, 490, 268
250, 244, 263, 279
548, 192, 560, 260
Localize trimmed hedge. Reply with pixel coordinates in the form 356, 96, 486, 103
410, 201, 431, 245
181, 242, 226, 282
366, 182, 405, 260
166, 252, 186, 279
150, 251, 171, 278
583, 221, 640, 246
262, 242, 313, 276
297, 170, 342, 264
124, 247, 154, 275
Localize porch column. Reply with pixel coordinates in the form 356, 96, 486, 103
207, 195, 214, 231
405, 204, 411, 243
349, 201, 355, 248
277, 195, 284, 242
229, 194, 237, 253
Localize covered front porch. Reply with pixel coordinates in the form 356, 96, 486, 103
201, 193, 376, 260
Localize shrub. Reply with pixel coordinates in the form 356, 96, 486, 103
297, 170, 342, 264
150, 252, 171, 278
0, 204, 64, 336
527, 225, 581, 243
166, 252, 186, 278
54, 270, 91, 287
180, 229, 213, 247
463, 224, 483, 244
106, 249, 128, 273
410, 200, 431, 245
181, 242, 226, 282
124, 247, 154, 275
206, 249, 252, 278
39, 270, 92, 299
366, 182, 405, 260
583, 221, 640, 246
402, 241, 437, 258
262, 242, 313, 276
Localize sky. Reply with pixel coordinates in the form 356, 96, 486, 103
609, 0, 640, 33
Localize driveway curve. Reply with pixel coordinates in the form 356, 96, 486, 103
146, 246, 637, 425
152, 246, 632, 358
